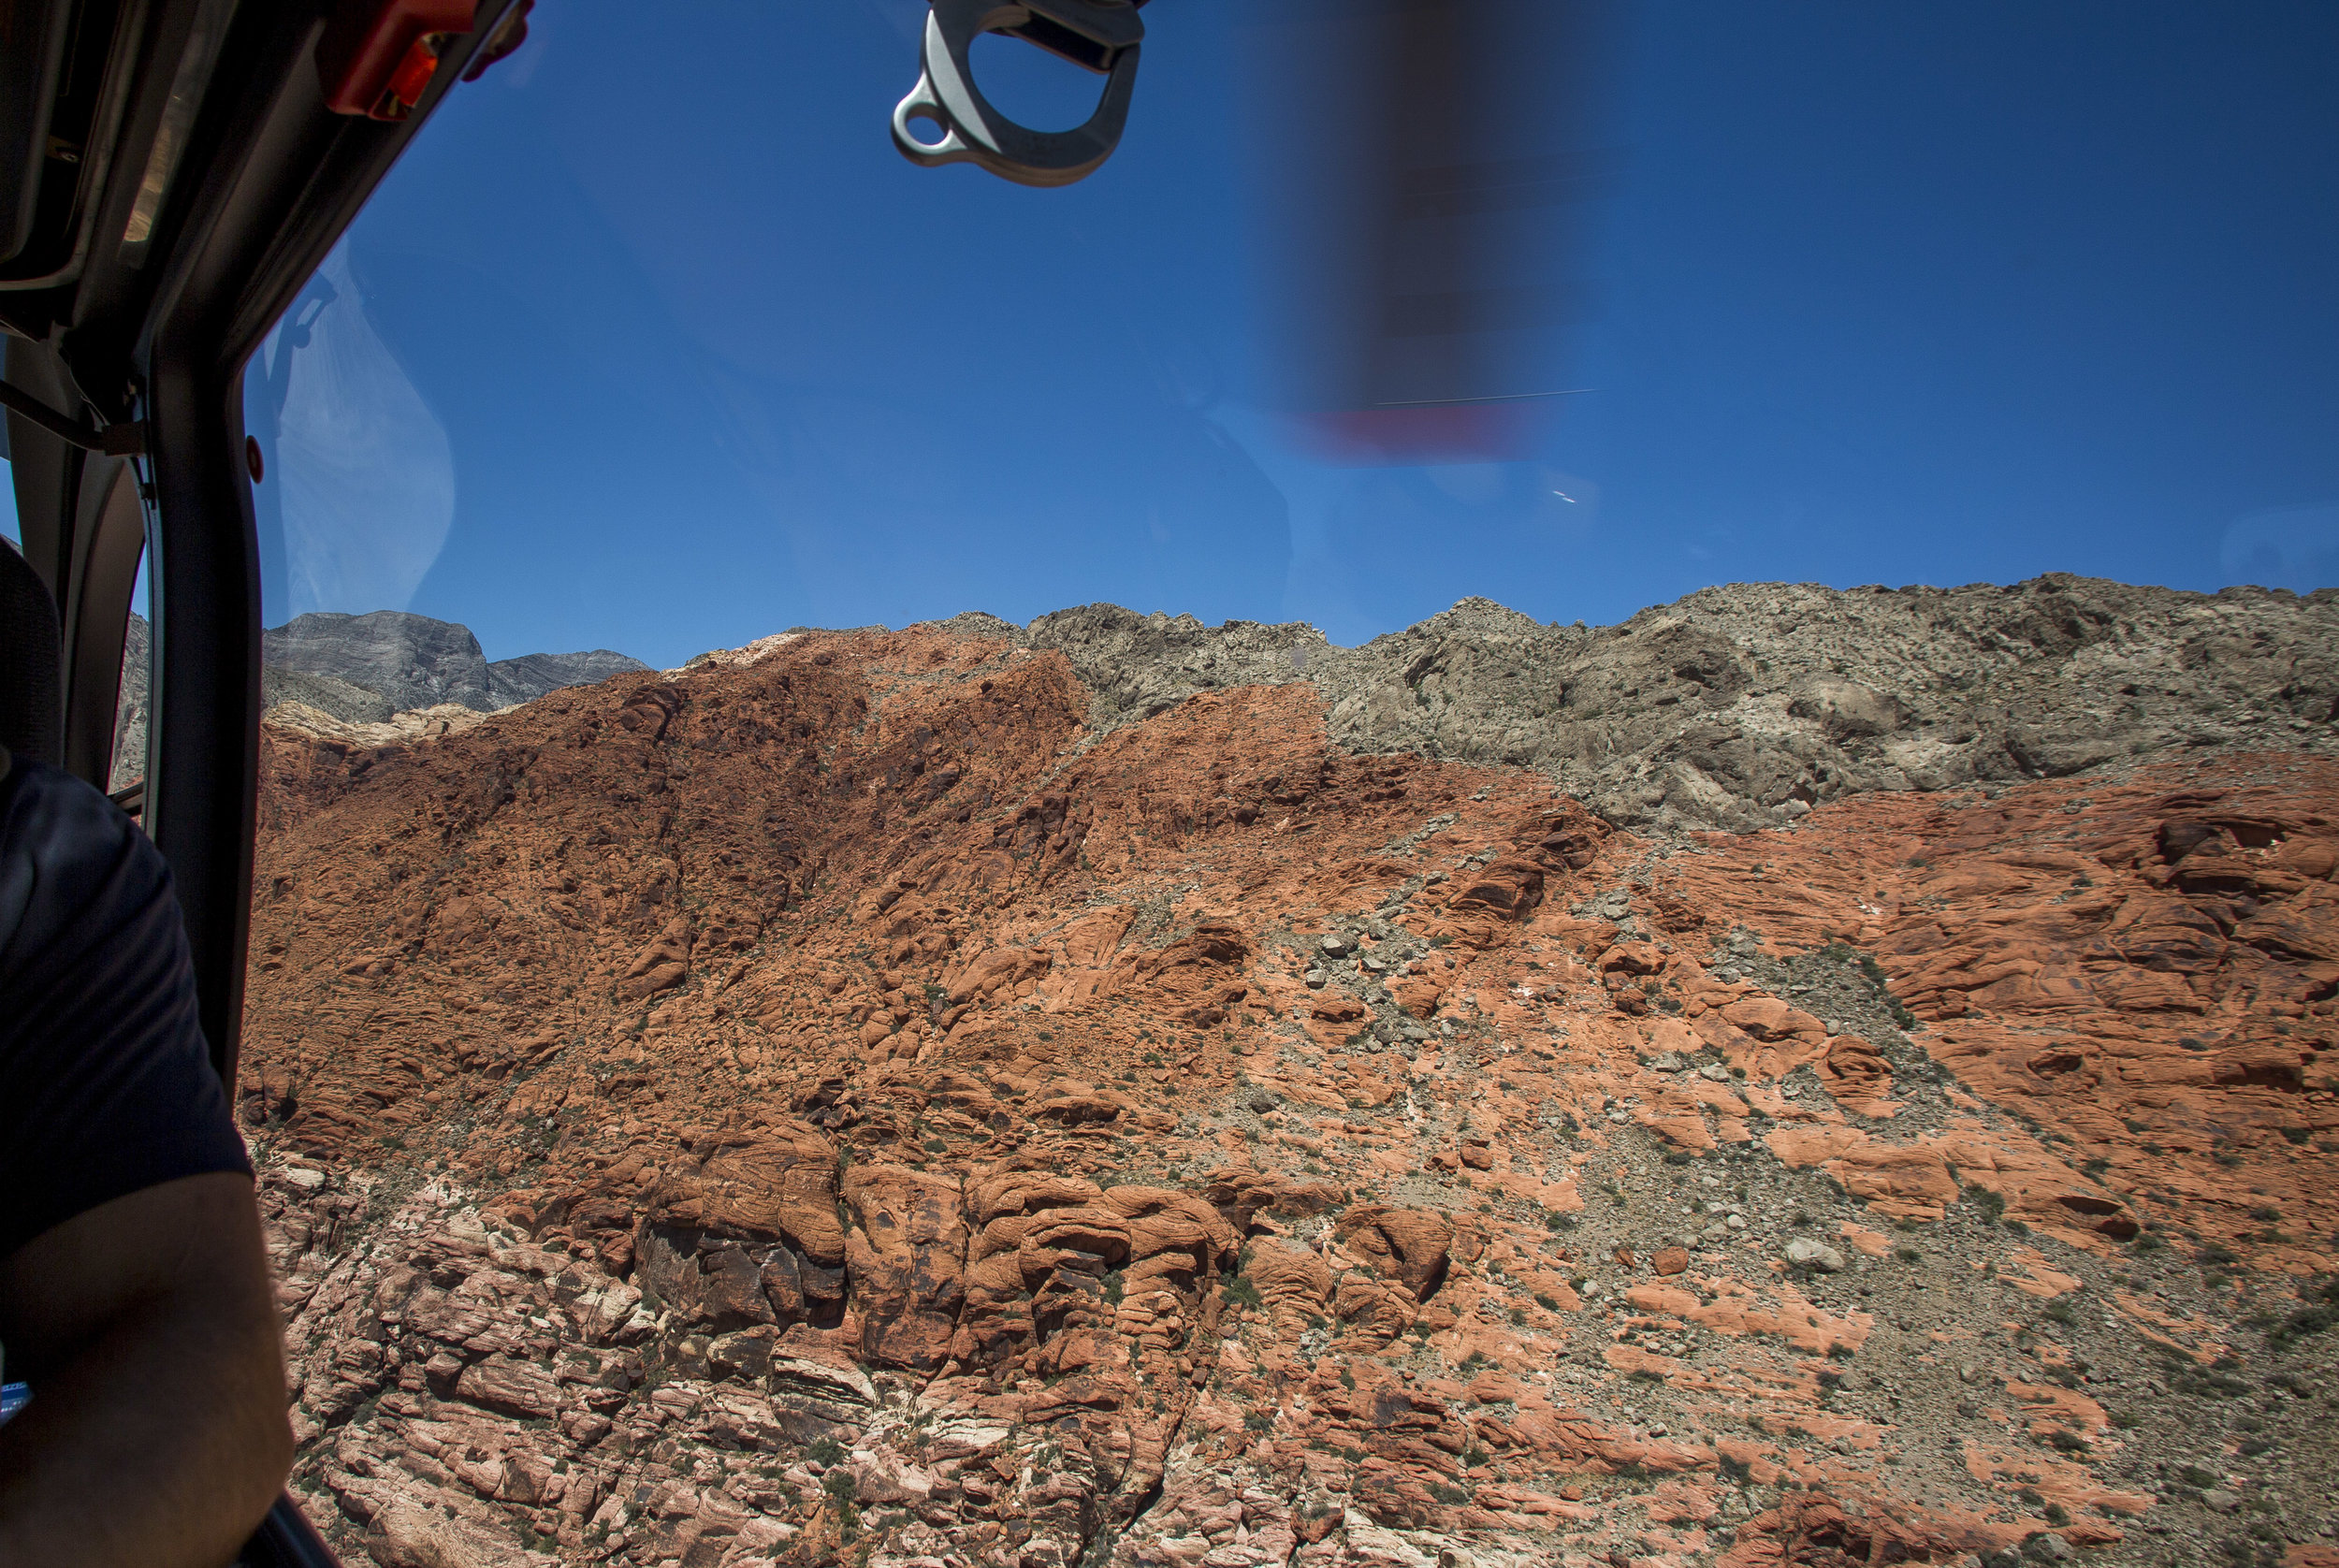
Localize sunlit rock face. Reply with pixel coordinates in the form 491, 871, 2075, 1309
241, 588, 2338, 1568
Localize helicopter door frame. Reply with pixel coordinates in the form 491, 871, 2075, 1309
0, 0, 525, 1086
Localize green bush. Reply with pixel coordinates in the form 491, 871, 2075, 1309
2269, 1280, 2339, 1348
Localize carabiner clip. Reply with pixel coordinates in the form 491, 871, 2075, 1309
891, 0, 1143, 189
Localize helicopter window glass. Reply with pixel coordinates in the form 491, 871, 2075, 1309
243, 0, 2337, 689
110, 549, 149, 796
247, 242, 459, 630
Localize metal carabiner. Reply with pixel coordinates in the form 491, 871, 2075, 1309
891, 0, 1143, 189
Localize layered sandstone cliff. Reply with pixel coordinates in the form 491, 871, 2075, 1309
236, 601, 2338, 1568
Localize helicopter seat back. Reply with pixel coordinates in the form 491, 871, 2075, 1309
0, 535, 62, 768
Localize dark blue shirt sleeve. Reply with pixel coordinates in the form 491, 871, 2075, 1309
0, 751, 251, 1261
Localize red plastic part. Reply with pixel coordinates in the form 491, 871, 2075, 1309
383, 36, 441, 112
316, 0, 476, 118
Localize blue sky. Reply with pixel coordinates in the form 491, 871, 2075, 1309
23, 1, 2335, 666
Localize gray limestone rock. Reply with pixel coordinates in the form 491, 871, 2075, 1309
264, 610, 498, 714
1019, 603, 1331, 731
262, 665, 397, 725
944, 575, 2339, 834
262, 610, 646, 719
1311, 576, 2339, 833
485, 649, 651, 709
109, 611, 150, 792
108, 608, 649, 790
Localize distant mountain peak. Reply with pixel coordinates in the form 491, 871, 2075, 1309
260, 609, 650, 719
109, 610, 651, 789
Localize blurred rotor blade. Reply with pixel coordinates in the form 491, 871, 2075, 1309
1244, 0, 1615, 462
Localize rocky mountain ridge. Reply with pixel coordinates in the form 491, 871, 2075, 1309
264, 611, 651, 720
108, 609, 649, 789
235, 592, 2338, 1568
954, 574, 2339, 835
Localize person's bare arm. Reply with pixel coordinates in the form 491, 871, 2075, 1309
0, 1172, 292, 1568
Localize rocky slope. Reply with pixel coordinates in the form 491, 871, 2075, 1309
109, 607, 150, 790
233, 601, 2339, 1568
1008, 576, 2339, 835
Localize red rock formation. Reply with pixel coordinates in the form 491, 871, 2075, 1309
239, 625, 2339, 1568
1654, 765, 2339, 1264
